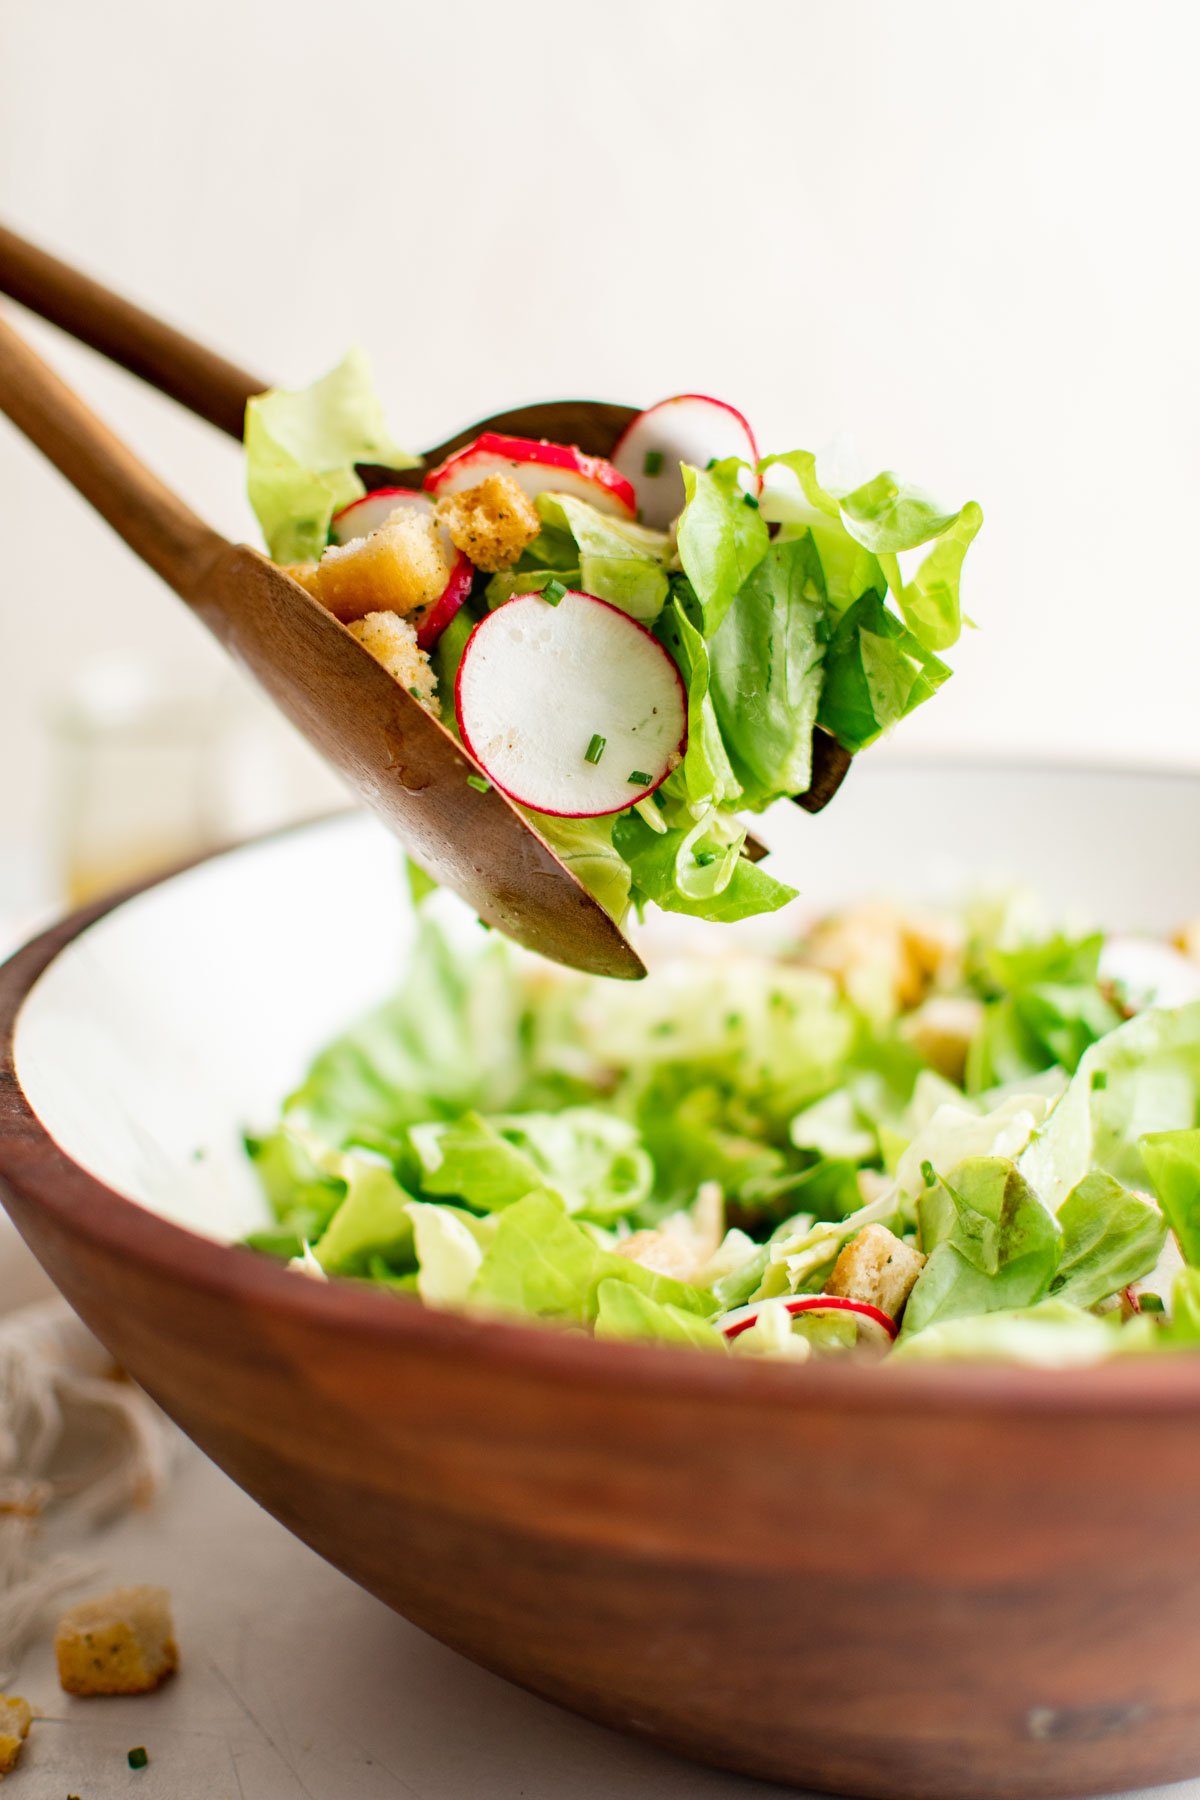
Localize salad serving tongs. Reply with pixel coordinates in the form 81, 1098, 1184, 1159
0, 226, 850, 974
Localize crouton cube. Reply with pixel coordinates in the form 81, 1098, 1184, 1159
825, 1223, 926, 1321
55, 1586, 178, 1697
283, 560, 321, 595
0, 1695, 31, 1776
308, 510, 450, 623
901, 994, 985, 1083
436, 474, 541, 573
348, 612, 439, 714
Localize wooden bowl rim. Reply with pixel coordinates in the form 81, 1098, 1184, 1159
3, 807, 1200, 1420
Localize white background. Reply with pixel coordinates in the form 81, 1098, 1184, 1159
2, 0, 1200, 868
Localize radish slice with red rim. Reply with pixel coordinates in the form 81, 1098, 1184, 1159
455, 589, 686, 818
417, 552, 474, 651
721, 1294, 898, 1347
329, 486, 431, 545
612, 394, 760, 528
425, 432, 636, 520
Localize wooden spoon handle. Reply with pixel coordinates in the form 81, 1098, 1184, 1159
0, 307, 226, 599
0, 222, 265, 439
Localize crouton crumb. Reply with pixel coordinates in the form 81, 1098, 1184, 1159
348, 612, 439, 714
824, 1223, 926, 1321
55, 1586, 178, 1697
436, 474, 541, 572
307, 509, 450, 623
0, 1695, 31, 1776
901, 994, 985, 1083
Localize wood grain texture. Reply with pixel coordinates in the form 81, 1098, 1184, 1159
3, 872, 1200, 1800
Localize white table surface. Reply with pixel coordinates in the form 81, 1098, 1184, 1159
3, 1438, 1197, 1800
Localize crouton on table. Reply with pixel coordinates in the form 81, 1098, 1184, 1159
0, 1695, 31, 1776
55, 1585, 178, 1697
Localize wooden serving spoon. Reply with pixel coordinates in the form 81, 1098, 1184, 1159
0, 309, 646, 977
0, 227, 850, 949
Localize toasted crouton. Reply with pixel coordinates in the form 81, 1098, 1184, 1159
348, 612, 439, 713
308, 510, 450, 623
824, 1223, 926, 1321
800, 904, 964, 1020
283, 560, 321, 595
55, 1585, 178, 1697
901, 994, 985, 1083
0, 1695, 31, 1776
436, 474, 541, 572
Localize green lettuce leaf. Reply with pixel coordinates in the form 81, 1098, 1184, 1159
612, 810, 797, 923
1049, 1172, 1167, 1307
467, 1192, 717, 1325
1020, 1002, 1200, 1211
245, 348, 418, 563
708, 537, 826, 806
1140, 1129, 1200, 1265
891, 1300, 1130, 1366
676, 458, 769, 633
594, 1279, 727, 1349
901, 1157, 1062, 1336
410, 1107, 652, 1222
405, 1199, 495, 1306
817, 590, 951, 753
282, 911, 535, 1144
761, 451, 981, 652
534, 494, 671, 623
655, 597, 742, 812
525, 812, 633, 924
311, 1153, 416, 1276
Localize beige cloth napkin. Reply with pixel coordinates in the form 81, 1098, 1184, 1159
0, 1299, 180, 1679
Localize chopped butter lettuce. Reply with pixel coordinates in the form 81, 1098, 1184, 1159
243, 902, 1200, 1364
245, 348, 418, 563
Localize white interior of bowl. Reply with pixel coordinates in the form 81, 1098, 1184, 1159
13, 761, 1200, 1244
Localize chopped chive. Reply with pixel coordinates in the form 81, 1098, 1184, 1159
1091, 1070, 1108, 1090
467, 774, 490, 793
627, 770, 653, 787
408, 686, 423, 699
742, 491, 760, 509
128, 1747, 149, 1770
920, 1159, 937, 1189
585, 733, 607, 765
1139, 1292, 1166, 1315
694, 849, 717, 866
705, 456, 717, 471
541, 578, 567, 606
642, 449, 664, 477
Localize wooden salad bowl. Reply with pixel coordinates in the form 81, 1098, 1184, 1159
3, 795, 1200, 1800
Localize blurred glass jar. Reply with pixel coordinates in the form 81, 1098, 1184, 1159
51, 657, 237, 907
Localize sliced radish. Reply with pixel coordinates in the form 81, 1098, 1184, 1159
720, 1294, 898, 1348
612, 395, 760, 528
424, 432, 636, 520
416, 553, 474, 651
455, 590, 686, 818
330, 486, 431, 545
